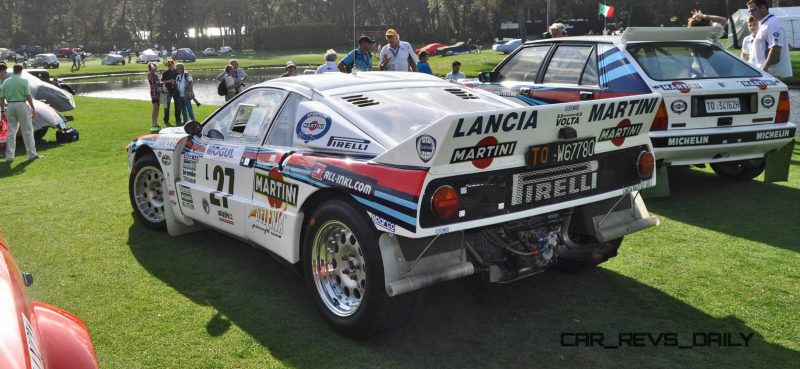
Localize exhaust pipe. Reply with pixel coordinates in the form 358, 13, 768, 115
385, 261, 475, 297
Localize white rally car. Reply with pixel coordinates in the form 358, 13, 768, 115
468, 27, 797, 181
127, 72, 660, 337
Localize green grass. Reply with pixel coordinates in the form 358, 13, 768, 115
0, 97, 799, 368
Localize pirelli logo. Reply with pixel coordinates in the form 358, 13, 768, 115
511, 161, 599, 206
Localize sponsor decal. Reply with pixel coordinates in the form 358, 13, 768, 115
623, 179, 656, 194
565, 104, 580, 111
22, 314, 45, 369
717, 82, 726, 88
202, 198, 210, 214
312, 162, 376, 196
453, 111, 537, 137
161, 154, 172, 166
756, 129, 792, 140
205, 143, 240, 162
598, 119, 643, 146
739, 79, 780, 90
416, 135, 436, 163
670, 100, 688, 114
153, 135, 181, 150
773, 32, 780, 37
327, 136, 370, 151
248, 206, 285, 238
179, 185, 194, 210
368, 211, 396, 233
652, 81, 701, 93
667, 136, 710, 147
450, 136, 517, 169
254, 168, 299, 207
761, 95, 775, 109
296, 112, 332, 142
511, 161, 598, 206
588, 97, 659, 123
435, 226, 450, 235
556, 112, 582, 126
217, 209, 234, 225
182, 152, 200, 184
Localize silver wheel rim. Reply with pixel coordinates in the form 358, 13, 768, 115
311, 220, 366, 317
133, 165, 165, 224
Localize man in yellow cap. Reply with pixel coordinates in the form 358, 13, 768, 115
379, 29, 418, 72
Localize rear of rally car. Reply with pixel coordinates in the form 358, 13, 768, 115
371, 93, 662, 295
624, 39, 796, 179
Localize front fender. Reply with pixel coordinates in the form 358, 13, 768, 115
32, 302, 98, 369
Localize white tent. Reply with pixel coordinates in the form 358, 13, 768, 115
730, 7, 800, 48
136, 49, 161, 63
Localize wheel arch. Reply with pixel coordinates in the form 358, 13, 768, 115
133, 144, 156, 164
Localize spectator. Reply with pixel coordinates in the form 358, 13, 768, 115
688, 9, 727, 45
747, 0, 792, 77
70, 50, 79, 71
216, 59, 247, 89
416, 51, 433, 75
338, 36, 375, 73
1, 64, 41, 162
281, 61, 297, 77
222, 65, 238, 101
175, 63, 195, 125
161, 60, 181, 126
445, 61, 466, 81
316, 49, 339, 74
127, 49, 132, 64
549, 23, 566, 38
379, 29, 418, 72
741, 16, 759, 65
147, 63, 161, 132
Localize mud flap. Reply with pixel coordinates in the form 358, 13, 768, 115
764, 140, 795, 183
163, 179, 205, 236
641, 166, 671, 198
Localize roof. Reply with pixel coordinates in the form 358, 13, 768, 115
258, 72, 452, 94
523, 27, 717, 46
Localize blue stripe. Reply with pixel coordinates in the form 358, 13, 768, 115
605, 64, 638, 83
353, 196, 417, 227
516, 94, 548, 106
375, 190, 417, 210
599, 52, 625, 69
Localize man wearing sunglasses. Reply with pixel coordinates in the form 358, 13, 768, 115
747, 0, 792, 77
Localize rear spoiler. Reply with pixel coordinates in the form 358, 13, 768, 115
621, 27, 719, 44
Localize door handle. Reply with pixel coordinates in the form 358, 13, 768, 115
579, 91, 594, 101
519, 87, 531, 96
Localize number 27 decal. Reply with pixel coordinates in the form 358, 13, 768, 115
206, 165, 234, 208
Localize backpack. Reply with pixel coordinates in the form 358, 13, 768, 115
217, 79, 227, 96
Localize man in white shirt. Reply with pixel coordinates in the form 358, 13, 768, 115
445, 61, 466, 81
747, 0, 792, 77
379, 29, 418, 72
741, 16, 759, 66
316, 49, 339, 74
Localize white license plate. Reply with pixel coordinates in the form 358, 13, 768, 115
704, 98, 741, 113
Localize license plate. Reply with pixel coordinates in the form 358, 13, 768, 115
704, 98, 741, 113
527, 137, 596, 169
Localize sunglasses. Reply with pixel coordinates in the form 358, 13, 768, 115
748, 7, 759, 14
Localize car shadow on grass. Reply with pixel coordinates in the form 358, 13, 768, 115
647, 166, 800, 253
128, 223, 799, 369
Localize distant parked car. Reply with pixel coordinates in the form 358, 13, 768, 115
173, 48, 196, 62
101, 53, 126, 65
57, 47, 82, 58
30, 53, 60, 68
202, 47, 218, 56
415, 43, 446, 56
219, 46, 233, 54
0, 233, 99, 369
492, 39, 522, 54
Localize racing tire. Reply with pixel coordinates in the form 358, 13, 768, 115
129, 154, 167, 231
710, 159, 765, 180
303, 199, 414, 338
33, 127, 48, 141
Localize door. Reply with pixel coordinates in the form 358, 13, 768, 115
529, 44, 601, 104
492, 44, 552, 105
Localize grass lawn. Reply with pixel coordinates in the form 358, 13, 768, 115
0, 97, 798, 368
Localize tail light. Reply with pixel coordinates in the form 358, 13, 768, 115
431, 185, 460, 220
775, 91, 790, 123
636, 151, 655, 179
650, 101, 669, 132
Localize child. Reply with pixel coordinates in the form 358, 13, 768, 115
445, 61, 466, 81
416, 51, 433, 75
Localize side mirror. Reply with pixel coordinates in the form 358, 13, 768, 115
184, 120, 202, 136
478, 71, 499, 83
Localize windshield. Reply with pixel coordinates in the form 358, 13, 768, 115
626, 42, 760, 81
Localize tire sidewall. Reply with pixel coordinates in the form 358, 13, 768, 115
128, 154, 167, 231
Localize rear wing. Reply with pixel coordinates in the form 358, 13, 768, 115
621, 27, 719, 44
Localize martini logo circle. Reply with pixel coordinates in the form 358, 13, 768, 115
598, 119, 643, 147
450, 136, 517, 169
296, 112, 332, 143
416, 135, 436, 163
671, 100, 687, 114
761, 95, 775, 108
672, 81, 692, 94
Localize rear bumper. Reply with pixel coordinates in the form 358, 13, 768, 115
649, 123, 796, 166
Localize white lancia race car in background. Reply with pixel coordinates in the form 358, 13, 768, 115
127, 72, 661, 337
467, 27, 797, 181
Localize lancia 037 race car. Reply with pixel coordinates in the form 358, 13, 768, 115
467, 27, 797, 182
127, 72, 661, 337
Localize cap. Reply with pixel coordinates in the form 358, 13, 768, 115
358, 36, 375, 44
385, 29, 398, 37
286, 60, 296, 68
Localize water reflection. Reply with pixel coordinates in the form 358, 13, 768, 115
69, 68, 305, 105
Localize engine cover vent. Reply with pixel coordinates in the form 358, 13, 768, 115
445, 88, 480, 100
342, 94, 380, 107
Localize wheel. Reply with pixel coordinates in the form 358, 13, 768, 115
33, 127, 48, 141
303, 199, 406, 338
710, 159, 765, 180
129, 154, 167, 231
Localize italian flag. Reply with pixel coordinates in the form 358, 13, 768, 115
599, 4, 615, 18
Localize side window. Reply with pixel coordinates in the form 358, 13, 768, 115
497, 45, 551, 82
202, 89, 288, 143
266, 94, 308, 147
580, 48, 599, 86
542, 45, 595, 85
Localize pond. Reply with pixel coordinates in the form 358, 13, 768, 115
67, 68, 309, 106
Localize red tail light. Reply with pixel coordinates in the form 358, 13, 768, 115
775, 91, 790, 123
636, 151, 655, 179
431, 186, 460, 220
650, 101, 669, 132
